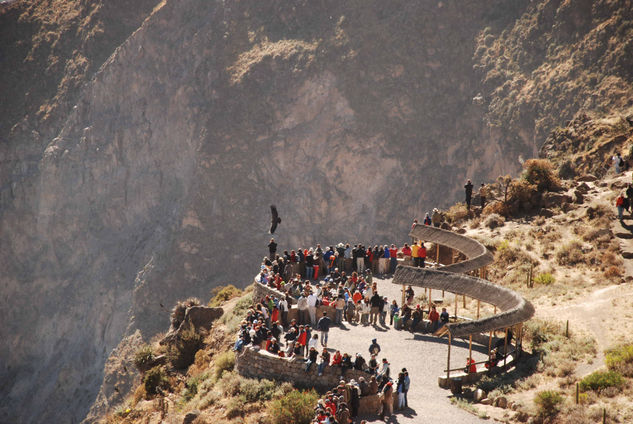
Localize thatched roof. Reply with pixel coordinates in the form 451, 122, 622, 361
397, 225, 534, 337
410, 224, 493, 273
393, 266, 534, 337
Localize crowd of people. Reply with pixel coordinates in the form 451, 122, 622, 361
309, 367, 411, 423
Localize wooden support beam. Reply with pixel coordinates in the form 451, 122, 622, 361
477, 299, 481, 319
503, 327, 509, 367
447, 332, 452, 380
454, 292, 458, 318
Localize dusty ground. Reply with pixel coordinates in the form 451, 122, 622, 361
327, 276, 490, 423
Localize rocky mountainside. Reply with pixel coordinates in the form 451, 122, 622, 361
1, 0, 632, 422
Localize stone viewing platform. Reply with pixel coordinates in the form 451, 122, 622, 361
239, 224, 535, 422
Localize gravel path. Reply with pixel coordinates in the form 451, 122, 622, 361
326, 276, 488, 423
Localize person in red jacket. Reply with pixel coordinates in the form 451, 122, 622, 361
389, 244, 398, 274
419, 242, 427, 268
429, 305, 440, 332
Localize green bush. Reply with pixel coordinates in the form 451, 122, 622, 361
241, 378, 277, 402
182, 375, 201, 402
605, 344, 633, 377
522, 159, 561, 192
209, 284, 243, 307
143, 366, 169, 396
534, 273, 555, 285
269, 389, 319, 424
214, 351, 236, 380
133, 345, 155, 372
534, 390, 563, 418
579, 370, 624, 393
225, 396, 245, 418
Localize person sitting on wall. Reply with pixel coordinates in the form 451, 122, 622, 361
368, 354, 378, 375
305, 346, 319, 372
318, 348, 331, 376
351, 353, 365, 372
341, 353, 353, 375
267, 338, 280, 355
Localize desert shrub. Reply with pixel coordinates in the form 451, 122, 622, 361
133, 344, 155, 372
580, 371, 624, 393
603, 266, 623, 280
555, 241, 584, 266
482, 201, 510, 217
143, 366, 169, 396
214, 350, 235, 380
523, 159, 560, 192
225, 396, 246, 418
241, 378, 277, 402
534, 273, 555, 285
208, 284, 243, 307
605, 344, 633, 377
484, 213, 505, 229
534, 390, 563, 419
445, 203, 471, 224
507, 179, 538, 212
218, 370, 242, 396
558, 159, 576, 179
171, 297, 201, 328
269, 389, 319, 424
524, 320, 561, 349
182, 374, 203, 402
167, 323, 204, 369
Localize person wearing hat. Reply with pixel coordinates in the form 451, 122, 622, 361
369, 338, 381, 356
377, 358, 390, 385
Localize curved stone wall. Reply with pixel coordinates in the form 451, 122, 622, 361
410, 224, 494, 273
397, 225, 534, 337
235, 346, 372, 391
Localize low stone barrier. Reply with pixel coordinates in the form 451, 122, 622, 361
235, 346, 372, 392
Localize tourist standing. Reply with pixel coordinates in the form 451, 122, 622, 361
465, 179, 474, 210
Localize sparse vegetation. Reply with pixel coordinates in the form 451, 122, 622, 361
208, 284, 243, 307
555, 240, 584, 266
269, 389, 319, 424
579, 370, 624, 393
534, 273, 555, 285
534, 390, 563, 419
213, 351, 236, 380
143, 366, 169, 396
605, 344, 633, 377
522, 159, 561, 193
133, 345, 155, 372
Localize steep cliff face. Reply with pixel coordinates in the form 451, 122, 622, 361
1, 0, 632, 422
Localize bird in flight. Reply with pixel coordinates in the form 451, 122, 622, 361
270, 204, 281, 234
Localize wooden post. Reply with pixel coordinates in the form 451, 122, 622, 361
603, 408, 606, 424
517, 323, 523, 358
402, 283, 405, 307
447, 332, 452, 380
503, 328, 509, 367
494, 305, 497, 314
565, 320, 569, 338
463, 294, 466, 309
477, 300, 481, 319
576, 382, 579, 404
488, 331, 493, 362
468, 335, 473, 365
436, 244, 440, 267
429, 289, 432, 305
454, 293, 458, 318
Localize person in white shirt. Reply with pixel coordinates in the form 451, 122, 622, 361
307, 291, 319, 326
